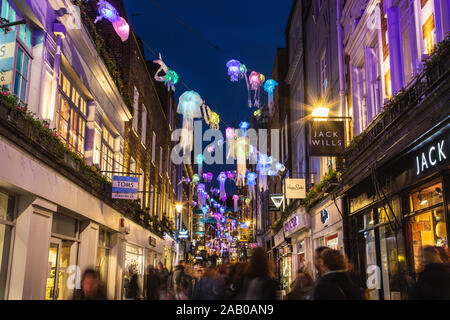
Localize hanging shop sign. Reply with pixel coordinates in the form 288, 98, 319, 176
112, 176, 138, 199
269, 194, 284, 211
320, 208, 330, 225
0, 31, 16, 86
309, 121, 345, 156
177, 229, 189, 239
285, 179, 306, 199
414, 136, 448, 176
273, 229, 285, 248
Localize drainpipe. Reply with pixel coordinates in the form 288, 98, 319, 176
51, 23, 66, 128
336, 0, 346, 118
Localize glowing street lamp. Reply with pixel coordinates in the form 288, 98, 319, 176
312, 105, 330, 121
175, 203, 183, 214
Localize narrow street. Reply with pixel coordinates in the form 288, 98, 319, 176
0, 0, 448, 303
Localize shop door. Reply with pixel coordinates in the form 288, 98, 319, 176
45, 238, 77, 300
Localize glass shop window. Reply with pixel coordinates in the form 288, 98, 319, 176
57, 72, 87, 155
408, 182, 446, 274
96, 229, 111, 291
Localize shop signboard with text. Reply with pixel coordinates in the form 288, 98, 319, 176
285, 179, 306, 199
309, 121, 345, 156
112, 175, 138, 199
273, 229, 285, 247
0, 31, 16, 86
413, 130, 448, 176
283, 210, 310, 238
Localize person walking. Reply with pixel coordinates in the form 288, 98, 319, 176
146, 265, 161, 300
73, 269, 107, 300
237, 247, 278, 300
409, 246, 450, 300
286, 269, 314, 300
125, 265, 140, 300
157, 262, 170, 299
193, 266, 216, 300
313, 249, 362, 300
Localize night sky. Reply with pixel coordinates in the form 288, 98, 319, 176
123, 0, 293, 189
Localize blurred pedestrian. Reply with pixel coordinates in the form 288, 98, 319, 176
286, 269, 314, 300
193, 266, 216, 300
169, 260, 192, 299
237, 247, 278, 300
146, 265, 160, 300
157, 262, 170, 299
125, 265, 140, 300
224, 262, 246, 299
313, 249, 362, 300
73, 269, 106, 300
313, 246, 330, 279
409, 246, 450, 300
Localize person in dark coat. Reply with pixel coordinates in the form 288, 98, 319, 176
146, 266, 161, 300
157, 262, 170, 299
237, 247, 278, 300
409, 246, 450, 300
72, 269, 107, 300
313, 249, 362, 300
193, 266, 216, 300
287, 270, 314, 300
125, 266, 140, 300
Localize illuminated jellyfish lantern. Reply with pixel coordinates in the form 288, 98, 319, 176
217, 172, 227, 202
204, 172, 214, 183
232, 194, 239, 212
219, 206, 226, 215
264, 79, 278, 114
226, 59, 241, 82
257, 154, 272, 192
94, 1, 129, 42
113, 17, 130, 42
95, 0, 119, 23
246, 172, 257, 200
202, 205, 209, 215
234, 136, 250, 187
209, 111, 220, 130
227, 171, 235, 181
197, 183, 206, 207
192, 173, 200, 184
196, 154, 204, 176
239, 121, 250, 136
248, 71, 265, 108
165, 70, 179, 89
177, 91, 203, 151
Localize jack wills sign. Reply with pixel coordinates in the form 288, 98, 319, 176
309, 121, 345, 156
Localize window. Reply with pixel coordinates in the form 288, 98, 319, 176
0, 191, 14, 300
13, 47, 29, 104
130, 157, 136, 174
132, 87, 139, 133
57, 73, 87, 154
159, 146, 163, 174
101, 126, 115, 181
320, 50, 328, 97
96, 230, 111, 292
422, 14, 435, 55
1, 0, 31, 47
152, 132, 156, 164
408, 182, 446, 274
141, 105, 147, 145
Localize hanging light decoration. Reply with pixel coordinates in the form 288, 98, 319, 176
217, 172, 228, 202
246, 172, 257, 200
232, 194, 240, 212
177, 91, 203, 152
226, 59, 241, 82
197, 183, 206, 207
264, 79, 278, 114
196, 153, 204, 176
257, 154, 271, 192
153, 54, 178, 91
239, 121, 250, 136
192, 174, 200, 184
202, 172, 214, 183
235, 136, 250, 187
94, 1, 129, 42
248, 71, 265, 108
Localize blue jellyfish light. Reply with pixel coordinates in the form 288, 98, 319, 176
202, 206, 208, 215
264, 79, 278, 114
239, 121, 250, 136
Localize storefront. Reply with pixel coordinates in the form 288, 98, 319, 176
273, 229, 291, 291
346, 121, 450, 300
310, 197, 344, 278
0, 190, 14, 300
282, 207, 311, 277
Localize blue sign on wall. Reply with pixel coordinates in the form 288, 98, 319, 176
112, 175, 139, 200
0, 31, 17, 86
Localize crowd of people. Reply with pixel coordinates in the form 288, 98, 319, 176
72, 245, 450, 300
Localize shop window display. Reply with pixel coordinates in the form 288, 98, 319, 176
408, 182, 446, 274
96, 230, 111, 291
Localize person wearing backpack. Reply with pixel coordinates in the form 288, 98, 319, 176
313, 249, 362, 300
